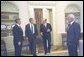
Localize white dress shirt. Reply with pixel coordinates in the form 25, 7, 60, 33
30, 23, 35, 34
44, 23, 47, 27
16, 23, 21, 27
70, 20, 75, 25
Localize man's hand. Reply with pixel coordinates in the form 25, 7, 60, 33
47, 29, 50, 32
40, 32, 43, 36
18, 41, 21, 45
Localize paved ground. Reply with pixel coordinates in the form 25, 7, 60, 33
22, 50, 69, 56
7, 50, 68, 56
35, 50, 68, 56
7, 50, 82, 56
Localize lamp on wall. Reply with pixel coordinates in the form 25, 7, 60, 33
1, 24, 7, 30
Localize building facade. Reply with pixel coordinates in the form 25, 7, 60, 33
1, 1, 83, 53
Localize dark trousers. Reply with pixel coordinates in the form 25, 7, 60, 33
42, 35, 51, 54
14, 39, 22, 56
67, 42, 78, 56
28, 35, 36, 56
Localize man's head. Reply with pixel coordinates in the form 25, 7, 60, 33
43, 19, 47, 24
29, 18, 34, 24
67, 14, 75, 23
15, 18, 21, 25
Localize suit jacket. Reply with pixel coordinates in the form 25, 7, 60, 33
25, 24, 37, 38
12, 24, 23, 41
40, 23, 52, 38
67, 22, 81, 44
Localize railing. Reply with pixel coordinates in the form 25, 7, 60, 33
1, 39, 7, 56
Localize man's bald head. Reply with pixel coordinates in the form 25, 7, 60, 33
67, 14, 75, 23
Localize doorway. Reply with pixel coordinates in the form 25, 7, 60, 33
34, 8, 43, 36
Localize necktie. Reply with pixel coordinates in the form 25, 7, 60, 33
31, 24, 33, 33
67, 24, 71, 30
68, 24, 71, 28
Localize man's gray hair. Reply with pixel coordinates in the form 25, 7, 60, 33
67, 14, 75, 19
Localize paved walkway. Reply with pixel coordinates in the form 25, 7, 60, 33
7, 50, 82, 56
22, 50, 69, 56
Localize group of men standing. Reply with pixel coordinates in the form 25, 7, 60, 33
12, 18, 52, 56
12, 14, 80, 56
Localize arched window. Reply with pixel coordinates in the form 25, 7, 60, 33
1, 1, 19, 37
65, 4, 80, 32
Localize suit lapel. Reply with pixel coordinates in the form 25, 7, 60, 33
67, 22, 75, 31
28, 24, 31, 32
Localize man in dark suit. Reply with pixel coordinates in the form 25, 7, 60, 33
67, 14, 81, 56
25, 18, 37, 56
12, 19, 23, 56
40, 19, 52, 55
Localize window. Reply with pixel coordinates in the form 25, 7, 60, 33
65, 4, 80, 32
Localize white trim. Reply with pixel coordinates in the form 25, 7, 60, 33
28, 5, 55, 20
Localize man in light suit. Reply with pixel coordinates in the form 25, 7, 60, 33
25, 18, 37, 56
67, 14, 81, 56
40, 19, 52, 55
12, 19, 23, 56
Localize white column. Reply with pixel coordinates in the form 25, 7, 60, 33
43, 8, 50, 23
52, 2, 67, 46
28, 6, 34, 18
79, 40, 83, 56
80, 3, 83, 33
17, 1, 29, 36
28, 6, 36, 24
